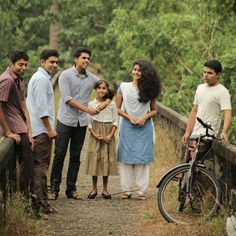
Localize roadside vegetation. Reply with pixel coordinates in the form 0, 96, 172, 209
139, 120, 227, 236
0, 120, 228, 236
0, 193, 51, 236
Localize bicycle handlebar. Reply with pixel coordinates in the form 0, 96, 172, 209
196, 117, 216, 139
196, 117, 213, 131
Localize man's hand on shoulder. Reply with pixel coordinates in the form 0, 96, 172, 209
87, 108, 99, 116
95, 99, 111, 112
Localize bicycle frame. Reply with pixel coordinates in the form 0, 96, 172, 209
156, 133, 216, 189
179, 125, 219, 207
156, 119, 221, 224
157, 117, 220, 219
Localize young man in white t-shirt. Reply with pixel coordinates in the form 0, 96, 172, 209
182, 59, 231, 147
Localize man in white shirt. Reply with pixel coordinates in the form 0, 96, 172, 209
27, 49, 59, 217
182, 59, 231, 158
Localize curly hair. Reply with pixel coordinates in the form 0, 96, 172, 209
133, 60, 161, 103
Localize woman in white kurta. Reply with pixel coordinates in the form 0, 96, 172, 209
116, 59, 161, 200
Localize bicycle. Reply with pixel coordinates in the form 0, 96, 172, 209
156, 117, 221, 224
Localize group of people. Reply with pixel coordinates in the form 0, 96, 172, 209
0, 46, 231, 219
0, 50, 59, 218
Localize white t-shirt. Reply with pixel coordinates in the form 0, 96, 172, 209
192, 83, 231, 136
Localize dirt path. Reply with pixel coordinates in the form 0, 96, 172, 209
43, 123, 225, 236
46, 134, 154, 236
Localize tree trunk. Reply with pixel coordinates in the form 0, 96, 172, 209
49, 4, 59, 49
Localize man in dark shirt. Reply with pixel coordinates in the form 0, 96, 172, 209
0, 51, 33, 197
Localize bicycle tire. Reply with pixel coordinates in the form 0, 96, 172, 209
157, 164, 221, 224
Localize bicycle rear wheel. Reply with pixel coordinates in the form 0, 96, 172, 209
157, 164, 221, 224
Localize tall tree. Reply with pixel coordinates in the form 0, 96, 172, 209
49, 3, 59, 50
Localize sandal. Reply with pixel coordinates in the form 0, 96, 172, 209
33, 210, 49, 220
88, 191, 97, 199
48, 192, 59, 200
120, 193, 132, 199
102, 192, 111, 200
138, 195, 146, 200
42, 203, 58, 214
67, 191, 83, 200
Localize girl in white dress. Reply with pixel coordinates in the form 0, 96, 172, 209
85, 80, 119, 199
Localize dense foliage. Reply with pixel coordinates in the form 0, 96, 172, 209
0, 0, 235, 143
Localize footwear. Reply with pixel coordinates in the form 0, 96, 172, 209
30, 194, 41, 212
88, 191, 97, 199
34, 211, 49, 220
102, 192, 111, 200
138, 195, 146, 200
120, 193, 132, 199
48, 192, 59, 200
43, 206, 57, 214
66, 191, 83, 200
42, 203, 57, 214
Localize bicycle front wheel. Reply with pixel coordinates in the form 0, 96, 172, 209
157, 164, 221, 224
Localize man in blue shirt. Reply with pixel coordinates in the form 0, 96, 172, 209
50, 47, 109, 200
27, 49, 59, 217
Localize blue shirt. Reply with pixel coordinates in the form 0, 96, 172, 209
57, 66, 99, 127
26, 67, 54, 137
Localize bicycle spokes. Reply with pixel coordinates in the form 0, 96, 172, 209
157, 165, 220, 224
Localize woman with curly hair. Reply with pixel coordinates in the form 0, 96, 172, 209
116, 59, 161, 200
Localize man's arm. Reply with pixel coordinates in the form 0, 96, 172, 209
95, 98, 111, 112
59, 71, 99, 115
31, 78, 57, 139
41, 116, 57, 139
182, 105, 198, 144
22, 101, 32, 136
220, 109, 231, 141
22, 101, 34, 149
67, 99, 99, 115
0, 102, 21, 144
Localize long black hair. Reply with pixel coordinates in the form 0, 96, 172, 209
133, 59, 161, 103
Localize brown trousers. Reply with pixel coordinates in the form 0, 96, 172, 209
31, 133, 52, 201
17, 133, 34, 196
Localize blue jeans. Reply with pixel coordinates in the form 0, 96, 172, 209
50, 120, 86, 195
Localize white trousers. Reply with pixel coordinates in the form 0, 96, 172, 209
119, 163, 149, 195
